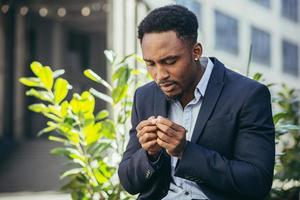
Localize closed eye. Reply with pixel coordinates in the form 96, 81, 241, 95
164, 58, 176, 65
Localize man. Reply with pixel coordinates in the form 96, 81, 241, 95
118, 5, 275, 200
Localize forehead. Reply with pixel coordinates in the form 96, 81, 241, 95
141, 31, 187, 60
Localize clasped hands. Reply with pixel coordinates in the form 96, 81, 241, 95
136, 116, 187, 159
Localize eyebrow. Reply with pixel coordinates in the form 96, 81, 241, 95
143, 55, 179, 63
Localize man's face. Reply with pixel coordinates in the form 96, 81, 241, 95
141, 31, 200, 100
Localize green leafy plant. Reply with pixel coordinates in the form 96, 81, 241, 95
269, 84, 300, 200
19, 51, 146, 200
251, 73, 300, 199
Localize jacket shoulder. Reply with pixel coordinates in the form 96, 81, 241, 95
135, 81, 157, 98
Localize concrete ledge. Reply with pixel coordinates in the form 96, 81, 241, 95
0, 191, 71, 200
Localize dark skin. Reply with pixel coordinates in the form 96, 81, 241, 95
136, 31, 204, 159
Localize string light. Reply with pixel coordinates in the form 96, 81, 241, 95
39, 7, 48, 17
1, 4, 9, 14
20, 6, 29, 16
57, 7, 66, 17
81, 6, 91, 17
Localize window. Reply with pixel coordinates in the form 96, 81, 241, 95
251, 27, 271, 66
281, 0, 298, 22
176, 0, 202, 30
252, 0, 271, 8
282, 40, 299, 76
215, 10, 239, 55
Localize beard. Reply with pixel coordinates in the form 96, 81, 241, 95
165, 92, 182, 101
157, 80, 183, 101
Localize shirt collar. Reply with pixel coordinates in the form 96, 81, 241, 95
195, 57, 214, 98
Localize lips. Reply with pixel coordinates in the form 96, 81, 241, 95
159, 82, 176, 92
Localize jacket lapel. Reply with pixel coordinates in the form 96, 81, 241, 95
191, 58, 225, 143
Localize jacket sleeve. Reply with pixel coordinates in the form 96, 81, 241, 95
118, 90, 169, 195
174, 84, 275, 199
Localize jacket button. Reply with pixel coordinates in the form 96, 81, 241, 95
145, 169, 151, 179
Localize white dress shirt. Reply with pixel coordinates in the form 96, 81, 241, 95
162, 57, 214, 200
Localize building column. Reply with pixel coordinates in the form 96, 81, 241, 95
13, 12, 28, 140
52, 22, 63, 70
0, 14, 5, 139
2, 2, 16, 139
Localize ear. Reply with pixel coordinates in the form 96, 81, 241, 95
193, 43, 202, 61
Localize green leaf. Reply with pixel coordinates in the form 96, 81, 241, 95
51, 147, 72, 156
100, 120, 116, 139
266, 83, 275, 88
40, 66, 54, 91
112, 65, 126, 82
61, 101, 69, 117
28, 103, 47, 113
89, 142, 112, 157
30, 61, 43, 77
81, 91, 95, 114
37, 125, 56, 137
60, 168, 83, 179
117, 53, 135, 64
53, 69, 65, 78
54, 78, 69, 104
95, 110, 109, 121
252, 73, 263, 81
19, 77, 42, 88
84, 69, 112, 91
43, 112, 63, 122
26, 89, 53, 102
113, 65, 131, 86
84, 123, 102, 145
87, 141, 112, 155
112, 85, 128, 104
104, 50, 116, 64
273, 112, 288, 124
48, 105, 61, 117
131, 69, 141, 75
89, 88, 112, 104
48, 135, 68, 143
65, 130, 80, 145
93, 168, 108, 184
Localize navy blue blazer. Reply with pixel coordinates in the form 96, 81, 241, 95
118, 58, 275, 200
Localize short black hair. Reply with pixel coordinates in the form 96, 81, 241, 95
138, 5, 198, 43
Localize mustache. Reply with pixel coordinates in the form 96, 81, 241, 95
157, 80, 178, 86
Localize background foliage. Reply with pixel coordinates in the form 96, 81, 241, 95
19, 51, 147, 200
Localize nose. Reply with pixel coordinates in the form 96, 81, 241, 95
156, 65, 170, 82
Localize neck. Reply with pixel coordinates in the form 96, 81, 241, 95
179, 63, 205, 108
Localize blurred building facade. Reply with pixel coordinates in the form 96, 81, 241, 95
0, 0, 299, 193
146, 0, 300, 89
0, 0, 148, 192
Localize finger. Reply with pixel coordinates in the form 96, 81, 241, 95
156, 123, 176, 137
157, 116, 183, 131
136, 118, 156, 131
139, 132, 158, 144
137, 125, 157, 138
141, 125, 157, 135
157, 137, 173, 150
157, 130, 173, 143
142, 140, 157, 151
